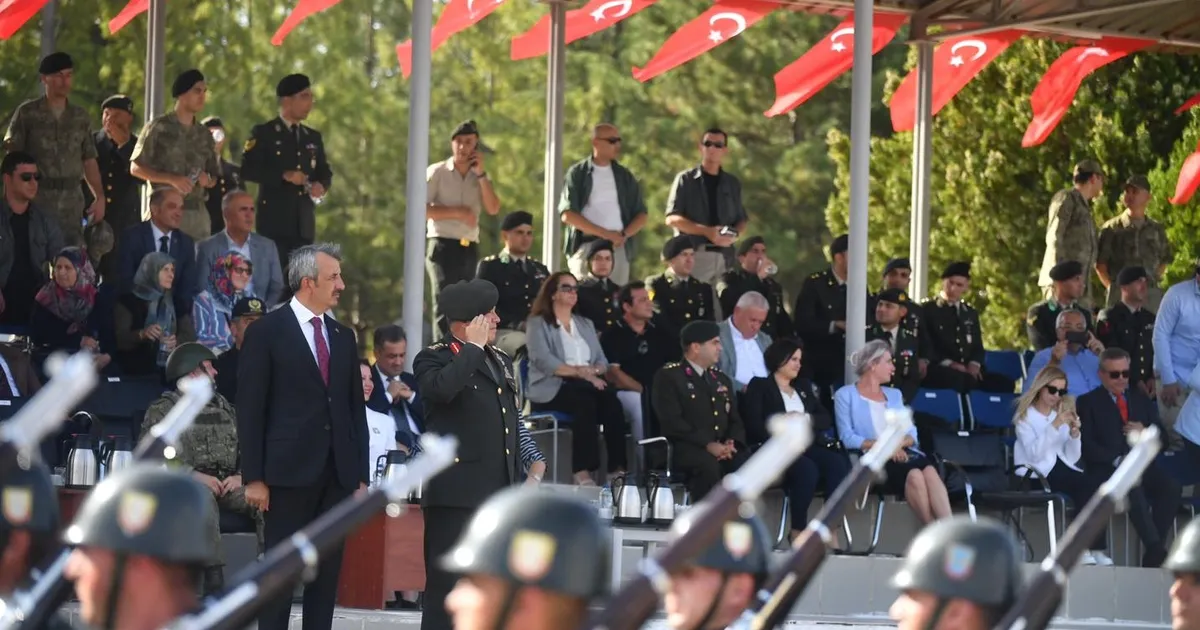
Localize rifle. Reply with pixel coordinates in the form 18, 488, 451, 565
730, 408, 916, 630
0, 352, 97, 479
162, 433, 458, 630
993, 425, 1162, 630
579, 413, 814, 630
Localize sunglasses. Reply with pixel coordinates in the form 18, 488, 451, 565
1044, 385, 1068, 396
231, 266, 251, 275
1107, 370, 1131, 379
17, 172, 40, 182
598, 137, 622, 145
702, 141, 726, 149
557, 284, 578, 293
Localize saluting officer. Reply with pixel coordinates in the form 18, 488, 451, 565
442, 487, 609, 630
889, 516, 1022, 630
793, 234, 852, 388
662, 510, 771, 630
919, 262, 1014, 393
63, 464, 217, 630
717, 236, 793, 339
867, 288, 921, 403
475, 211, 548, 358
1097, 266, 1157, 395
241, 74, 332, 269
1026, 260, 1092, 350
199, 116, 242, 234
576, 239, 623, 335
1165, 516, 1200, 630
647, 235, 715, 336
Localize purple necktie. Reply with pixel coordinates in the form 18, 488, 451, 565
311, 316, 330, 386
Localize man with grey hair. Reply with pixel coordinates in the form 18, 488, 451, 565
717, 291, 772, 392
195, 189, 285, 308
1024, 308, 1106, 397
236, 242, 368, 630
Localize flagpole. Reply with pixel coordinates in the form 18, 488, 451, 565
140, 0, 166, 221
401, 0, 433, 366
541, 0, 567, 272
908, 42, 933, 300
844, 0, 873, 384
38, 0, 56, 57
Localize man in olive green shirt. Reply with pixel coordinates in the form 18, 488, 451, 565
4, 52, 105, 247
1096, 175, 1173, 311
1038, 159, 1104, 304
130, 68, 219, 241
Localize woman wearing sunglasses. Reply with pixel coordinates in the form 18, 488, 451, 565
1013, 365, 1112, 565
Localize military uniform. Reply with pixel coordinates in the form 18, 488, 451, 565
1096, 302, 1155, 387
1038, 187, 1098, 300
205, 157, 242, 234
717, 268, 793, 339
577, 275, 623, 335
920, 296, 1014, 393
867, 290, 921, 330
91, 130, 141, 237
867, 323, 921, 403
130, 112, 220, 240
4, 97, 97, 246
1025, 299, 1093, 350
475, 248, 547, 330
647, 268, 714, 335
1097, 210, 1173, 308
793, 268, 851, 386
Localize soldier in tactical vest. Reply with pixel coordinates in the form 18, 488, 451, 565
662, 510, 772, 630
1166, 517, 1200, 630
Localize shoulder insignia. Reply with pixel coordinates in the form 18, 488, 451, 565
482, 255, 497, 262
428, 342, 448, 350
663, 362, 682, 370
809, 272, 821, 279
244, 138, 256, 151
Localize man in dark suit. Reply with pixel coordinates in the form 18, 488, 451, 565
118, 186, 197, 315
413, 278, 523, 630
368, 323, 424, 451
236, 242, 367, 630
1077, 347, 1181, 567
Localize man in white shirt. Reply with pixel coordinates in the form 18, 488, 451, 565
717, 291, 771, 392
367, 324, 424, 451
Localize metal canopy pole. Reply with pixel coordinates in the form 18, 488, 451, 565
908, 43, 934, 301
140, 0, 166, 221
38, 0, 56, 57
401, 0, 433, 370
844, 0, 873, 385
541, 0, 567, 271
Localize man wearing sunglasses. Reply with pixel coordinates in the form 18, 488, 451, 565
0, 151, 64, 327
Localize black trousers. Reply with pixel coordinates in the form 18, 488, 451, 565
1089, 461, 1181, 559
1045, 460, 1107, 550
420, 506, 473, 630
923, 364, 1014, 393
674, 442, 750, 500
781, 446, 852, 525
256, 459, 354, 630
531, 379, 627, 473
426, 238, 478, 335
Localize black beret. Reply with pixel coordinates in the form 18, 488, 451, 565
680, 320, 720, 348
737, 236, 765, 256
661, 235, 694, 261
452, 120, 479, 140
1116, 266, 1149, 286
1048, 260, 1084, 282
200, 116, 224, 129
883, 257, 911, 275
276, 73, 311, 98
500, 211, 533, 231
1124, 174, 1150, 192
39, 52, 72, 75
941, 261, 971, 279
171, 69, 205, 98
100, 94, 133, 114
830, 234, 849, 256
876, 288, 910, 306
583, 239, 613, 261
438, 279, 499, 323
232, 297, 266, 319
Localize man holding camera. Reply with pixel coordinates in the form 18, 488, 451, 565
1024, 308, 1106, 398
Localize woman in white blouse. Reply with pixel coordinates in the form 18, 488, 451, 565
525, 271, 627, 485
360, 361, 403, 481
1013, 365, 1112, 565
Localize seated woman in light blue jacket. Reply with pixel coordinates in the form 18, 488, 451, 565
834, 339, 950, 525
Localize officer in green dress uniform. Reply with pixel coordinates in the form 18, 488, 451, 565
647, 235, 715, 337
576, 239, 623, 335
716, 236, 793, 339
199, 116, 242, 235
793, 234, 852, 389
663, 511, 772, 630
919, 262, 1014, 394
867, 288, 921, 403
475, 211, 548, 358
1096, 266, 1157, 395
1026, 260, 1092, 350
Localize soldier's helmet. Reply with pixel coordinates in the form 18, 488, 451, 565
891, 515, 1021, 609
165, 342, 217, 384
0, 460, 58, 534
441, 486, 609, 598
1166, 517, 1200, 574
63, 463, 217, 565
672, 507, 771, 577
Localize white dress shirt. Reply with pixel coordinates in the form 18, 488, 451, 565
731, 333, 768, 387
365, 407, 398, 479
558, 320, 592, 366
1014, 407, 1082, 477
289, 297, 330, 365
150, 222, 174, 251
781, 388, 805, 414
375, 365, 422, 436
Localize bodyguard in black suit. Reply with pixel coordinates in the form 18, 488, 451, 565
118, 187, 197, 315
1096, 266, 1156, 393
236, 243, 368, 630
368, 324, 425, 450
1077, 347, 1181, 567
413, 278, 522, 630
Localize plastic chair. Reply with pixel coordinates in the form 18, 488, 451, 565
985, 350, 1026, 384
967, 391, 1017, 431
910, 388, 964, 426
518, 358, 573, 481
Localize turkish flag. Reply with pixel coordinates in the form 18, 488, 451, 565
0, 0, 49, 39
1170, 143, 1200, 205
631, 0, 777, 83
889, 30, 1023, 133
765, 12, 907, 117
1022, 38, 1150, 147
511, 0, 658, 61
396, 0, 507, 79
1176, 92, 1200, 115
272, 0, 345, 45
108, 0, 148, 34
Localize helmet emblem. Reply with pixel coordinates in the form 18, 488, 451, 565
724, 522, 752, 560
944, 543, 976, 581
117, 491, 158, 536
508, 530, 557, 582
3, 487, 32, 526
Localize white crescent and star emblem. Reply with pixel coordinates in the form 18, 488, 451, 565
1076, 47, 1111, 63
708, 11, 747, 43
948, 39, 988, 67
591, 0, 632, 22
829, 26, 854, 53
465, 0, 504, 16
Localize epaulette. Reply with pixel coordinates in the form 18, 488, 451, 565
481, 255, 497, 262
428, 342, 449, 350
809, 272, 822, 279
663, 362, 682, 369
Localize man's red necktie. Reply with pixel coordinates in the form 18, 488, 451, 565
311, 316, 330, 386
1116, 393, 1129, 424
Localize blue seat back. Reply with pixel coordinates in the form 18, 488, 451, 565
985, 350, 1026, 384
968, 391, 1017, 431
911, 388, 964, 426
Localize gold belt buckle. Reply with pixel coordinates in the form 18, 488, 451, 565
459, 238, 470, 247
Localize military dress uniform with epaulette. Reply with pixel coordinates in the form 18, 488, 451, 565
1026, 299, 1093, 350
716, 268, 793, 339
205, 157, 242, 234
1038, 188, 1098, 301
867, 323, 921, 403
1096, 302, 1156, 387
793, 268, 852, 387
646, 269, 715, 335
577, 276, 623, 335
868, 291, 921, 331
650, 362, 748, 500
475, 249, 547, 331
240, 117, 332, 269
130, 112, 220, 241
919, 297, 1014, 393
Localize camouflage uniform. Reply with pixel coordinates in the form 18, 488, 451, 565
3, 97, 98, 246
130, 112, 219, 241
1097, 210, 1173, 310
1038, 188, 1097, 303
142, 388, 263, 565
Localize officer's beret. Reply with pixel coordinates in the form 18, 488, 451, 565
661, 235, 694, 261
232, 297, 266, 319
100, 94, 133, 114
830, 233, 849, 256
1073, 159, 1104, 178
38, 52, 72, 75
941, 261, 971, 279
583, 239, 613, 261
171, 69, 205, 98
681, 320, 720, 348
1116, 266, 1149, 286
438, 279, 499, 323
876, 288, 910, 306
200, 116, 224, 129
276, 73, 311, 98
500, 211, 533, 232
452, 120, 479, 140
1124, 174, 1151, 192
883, 257, 911, 276
737, 236, 765, 256
1048, 260, 1084, 282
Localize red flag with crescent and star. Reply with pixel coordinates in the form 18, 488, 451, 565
631, 0, 778, 83
108, 0, 148, 34
0, 0, 49, 39
765, 12, 907, 117
272, 0, 345, 45
889, 30, 1023, 132
511, 0, 658, 61
1171, 140, 1200, 205
396, 0, 507, 78
1177, 92, 1200, 115
1022, 37, 1151, 147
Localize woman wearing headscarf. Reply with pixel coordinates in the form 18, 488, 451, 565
193, 251, 253, 353
114, 251, 193, 376
29, 247, 110, 369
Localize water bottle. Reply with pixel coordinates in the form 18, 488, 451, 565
598, 484, 613, 520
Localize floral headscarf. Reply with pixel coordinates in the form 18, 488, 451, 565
132, 251, 177, 336
208, 251, 252, 312
34, 246, 98, 331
